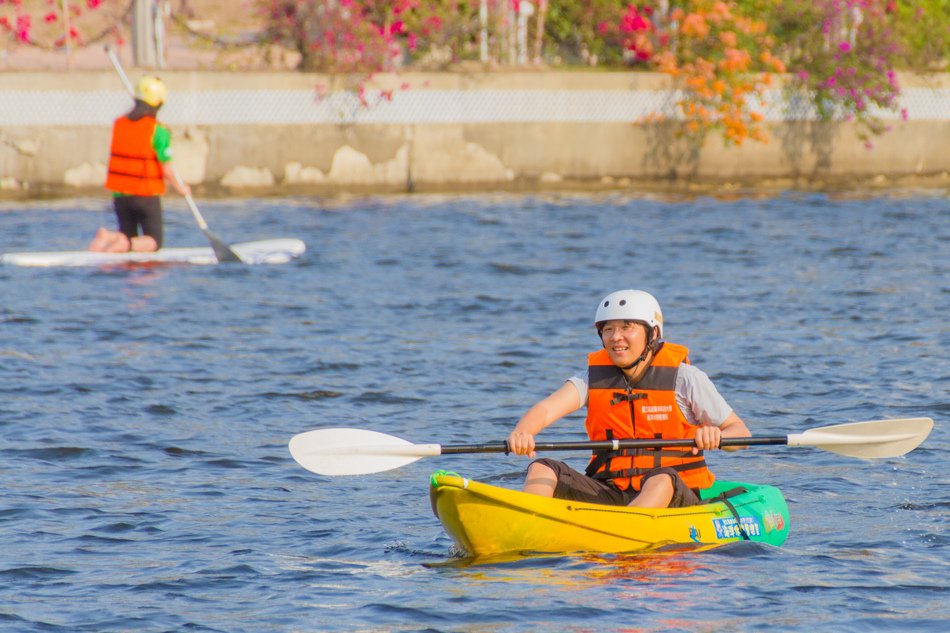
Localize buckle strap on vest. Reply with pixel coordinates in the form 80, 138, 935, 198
588, 457, 708, 480
611, 391, 646, 406
585, 451, 611, 478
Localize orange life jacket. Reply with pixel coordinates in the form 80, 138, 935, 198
105, 116, 165, 196
584, 342, 715, 491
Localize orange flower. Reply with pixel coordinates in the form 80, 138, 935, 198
687, 75, 708, 92
719, 48, 750, 73
654, 51, 678, 75
695, 57, 716, 77
681, 13, 709, 38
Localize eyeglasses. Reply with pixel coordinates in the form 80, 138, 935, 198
599, 321, 644, 339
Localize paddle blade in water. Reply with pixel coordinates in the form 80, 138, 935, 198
204, 229, 243, 263
788, 417, 933, 458
288, 427, 442, 476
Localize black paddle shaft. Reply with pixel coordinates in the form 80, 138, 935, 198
439, 436, 790, 455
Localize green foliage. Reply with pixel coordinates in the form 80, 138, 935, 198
544, 0, 630, 65
891, 0, 950, 70
407, 0, 481, 65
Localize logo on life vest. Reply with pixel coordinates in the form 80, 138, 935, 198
641, 404, 672, 422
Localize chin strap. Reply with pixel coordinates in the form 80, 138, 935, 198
619, 337, 664, 372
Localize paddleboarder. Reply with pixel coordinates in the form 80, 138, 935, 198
89, 75, 191, 253
507, 289, 752, 509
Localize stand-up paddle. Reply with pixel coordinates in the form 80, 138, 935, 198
104, 46, 242, 264
170, 168, 242, 263
289, 417, 934, 476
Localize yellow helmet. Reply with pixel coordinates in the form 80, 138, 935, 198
135, 76, 167, 107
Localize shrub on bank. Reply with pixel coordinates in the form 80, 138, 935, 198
2, 0, 946, 146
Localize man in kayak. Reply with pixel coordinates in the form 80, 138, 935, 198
507, 289, 751, 509
89, 75, 191, 253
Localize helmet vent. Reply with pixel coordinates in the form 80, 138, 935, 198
619, 300, 626, 306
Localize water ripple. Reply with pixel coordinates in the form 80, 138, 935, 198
0, 192, 946, 632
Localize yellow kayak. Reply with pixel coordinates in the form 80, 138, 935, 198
429, 471, 789, 559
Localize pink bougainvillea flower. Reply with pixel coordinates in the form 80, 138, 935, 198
15, 14, 31, 43
620, 8, 650, 34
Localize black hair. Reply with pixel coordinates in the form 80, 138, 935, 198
127, 99, 161, 122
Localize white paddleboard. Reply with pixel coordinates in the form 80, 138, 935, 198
0, 238, 305, 267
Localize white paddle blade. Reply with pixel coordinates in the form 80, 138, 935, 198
788, 417, 934, 458
288, 427, 442, 476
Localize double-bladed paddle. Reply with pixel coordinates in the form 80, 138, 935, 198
104, 46, 243, 264
288, 417, 934, 477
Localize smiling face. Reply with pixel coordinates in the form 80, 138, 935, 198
599, 319, 649, 369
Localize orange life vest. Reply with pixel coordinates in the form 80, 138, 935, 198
584, 342, 715, 491
105, 116, 165, 196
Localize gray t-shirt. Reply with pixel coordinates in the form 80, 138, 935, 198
567, 363, 733, 427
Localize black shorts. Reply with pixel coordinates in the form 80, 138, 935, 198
114, 195, 163, 247
532, 458, 702, 508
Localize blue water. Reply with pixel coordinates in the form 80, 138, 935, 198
0, 192, 946, 632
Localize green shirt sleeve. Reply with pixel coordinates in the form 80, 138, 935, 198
152, 123, 173, 163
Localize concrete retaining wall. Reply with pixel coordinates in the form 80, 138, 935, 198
1, 70, 948, 198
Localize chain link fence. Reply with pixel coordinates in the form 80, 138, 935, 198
1, 85, 948, 126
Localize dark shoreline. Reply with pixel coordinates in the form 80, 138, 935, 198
2, 173, 947, 203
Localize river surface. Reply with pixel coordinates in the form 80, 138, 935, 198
0, 192, 946, 632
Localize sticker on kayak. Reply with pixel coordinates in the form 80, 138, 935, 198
763, 511, 786, 532
712, 516, 762, 539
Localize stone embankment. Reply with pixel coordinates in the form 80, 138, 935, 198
1, 70, 948, 199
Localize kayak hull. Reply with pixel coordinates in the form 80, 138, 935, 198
430, 472, 789, 559
0, 238, 305, 267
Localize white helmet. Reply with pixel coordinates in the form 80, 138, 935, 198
594, 289, 663, 337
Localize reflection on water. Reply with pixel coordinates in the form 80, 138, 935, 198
437, 550, 706, 585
